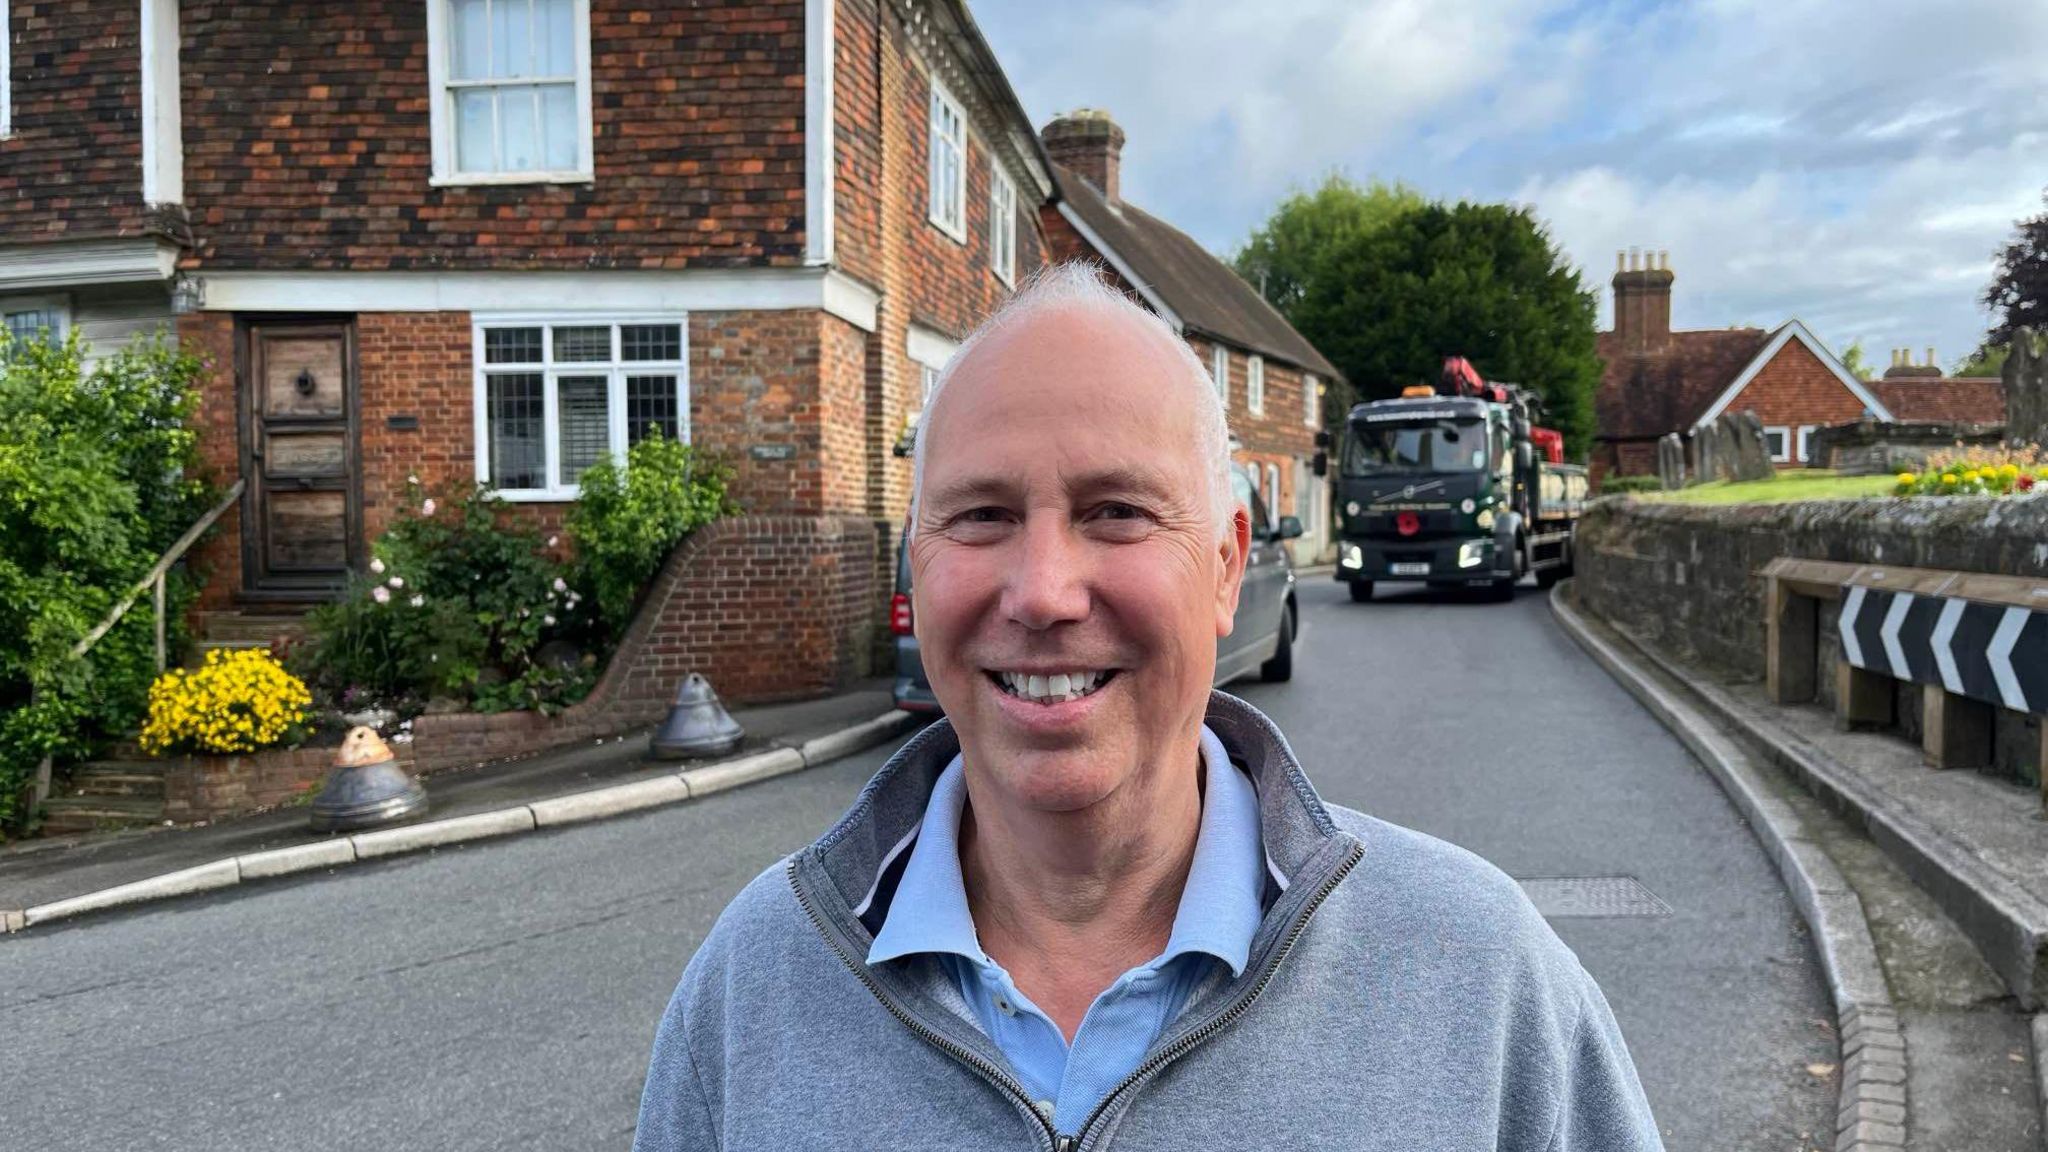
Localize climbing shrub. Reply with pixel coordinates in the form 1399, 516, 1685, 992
565, 436, 738, 634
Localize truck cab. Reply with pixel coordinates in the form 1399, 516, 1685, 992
1332, 366, 1585, 602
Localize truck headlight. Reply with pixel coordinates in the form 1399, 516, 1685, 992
1476, 509, 1495, 530
1342, 544, 1364, 569
1460, 498, 1476, 514
1457, 540, 1487, 569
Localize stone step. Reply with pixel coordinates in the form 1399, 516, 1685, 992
68, 761, 167, 799
193, 610, 310, 651
39, 794, 165, 835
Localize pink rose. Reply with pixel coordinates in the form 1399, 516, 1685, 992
371, 586, 391, 604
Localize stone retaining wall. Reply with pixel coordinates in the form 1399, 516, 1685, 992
1573, 496, 2048, 783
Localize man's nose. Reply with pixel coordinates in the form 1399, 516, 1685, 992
1003, 515, 1089, 630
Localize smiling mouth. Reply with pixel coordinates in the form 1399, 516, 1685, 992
986, 669, 1118, 705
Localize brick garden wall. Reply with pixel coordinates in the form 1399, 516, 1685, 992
0, 1, 165, 244
177, 0, 807, 270
1573, 497, 2048, 782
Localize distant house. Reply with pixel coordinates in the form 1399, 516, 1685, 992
1867, 349, 2007, 426
1034, 109, 1340, 564
1594, 251, 1896, 479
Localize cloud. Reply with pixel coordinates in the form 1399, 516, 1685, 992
972, 0, 2047, 365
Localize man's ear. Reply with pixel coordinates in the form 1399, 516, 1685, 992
1215, 504, 1252, 637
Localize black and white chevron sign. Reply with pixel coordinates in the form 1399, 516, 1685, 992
1840, 586, 2048, 714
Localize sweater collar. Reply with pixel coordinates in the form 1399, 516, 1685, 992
806, 691, 1344, 946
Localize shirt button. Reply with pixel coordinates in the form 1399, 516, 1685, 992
996, 997, 1016, 1016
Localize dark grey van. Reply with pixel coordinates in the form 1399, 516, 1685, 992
891, 462, 1300, 713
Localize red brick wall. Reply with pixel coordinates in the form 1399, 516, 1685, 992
357, 312, 475, 536
177, 0, 806, 270
831, 0, 883, 288
848, 0, 1050, 525
590, 513, 879, 706
180, 311, 244, 609
1724, 339, 1871, 441
0, 1, 160, 243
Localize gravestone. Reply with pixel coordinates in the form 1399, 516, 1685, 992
2006, 327, 2048, 448
1657, 433, 1687, 490
1732, 411, 1775, 481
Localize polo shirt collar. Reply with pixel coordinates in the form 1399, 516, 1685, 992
867, 725, 1267, 978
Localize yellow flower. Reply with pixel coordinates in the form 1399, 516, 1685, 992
1896, 472, 1916, 486
1941, 473, 1959, 486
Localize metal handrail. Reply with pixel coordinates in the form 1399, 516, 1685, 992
29, 478, 245, 812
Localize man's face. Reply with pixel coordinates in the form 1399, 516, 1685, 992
910, 305, 1250, 815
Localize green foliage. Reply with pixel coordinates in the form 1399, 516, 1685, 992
301, 483, 595, 714
564, 436, 738, 632
1985, 189, 2048, 347
1285, 200, 1603, 458
1234, 175, 1426, 317
1955, 343, 2010, 378
1838, 340, 1874, 381
1596, 474, 1663, 495
0, 330, 212, 827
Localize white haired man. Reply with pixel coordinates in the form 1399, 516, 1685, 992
632, 262, 1663, 1150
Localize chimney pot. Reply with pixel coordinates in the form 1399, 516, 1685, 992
1658, 250, 1670, 271
1925, 346, 1935, 368
1612, 245, 1674, 354
1616, 250, 1626, 272
1041, 109, 1127, 205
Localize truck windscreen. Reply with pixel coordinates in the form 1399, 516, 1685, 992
1342, 420, 1487, 476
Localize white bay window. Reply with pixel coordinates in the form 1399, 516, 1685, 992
989, 166, 1017, 284
429, 0, 593, 184
473, 317, 688, 500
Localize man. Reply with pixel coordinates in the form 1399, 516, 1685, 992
633, 263, 1663, 1150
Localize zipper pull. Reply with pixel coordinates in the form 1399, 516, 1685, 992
1053, 1138, 1077, 1152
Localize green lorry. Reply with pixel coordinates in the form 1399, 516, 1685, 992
1331, 358, 1588, 602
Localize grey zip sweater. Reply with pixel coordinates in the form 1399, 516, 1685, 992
633, 692, 1664, 1151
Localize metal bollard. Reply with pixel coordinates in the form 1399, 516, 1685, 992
310, 726, 428, 832
651, 673, 745, 760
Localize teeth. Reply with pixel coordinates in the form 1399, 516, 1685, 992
996, 670, 1110, 702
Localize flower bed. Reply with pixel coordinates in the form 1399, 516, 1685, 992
1893, 444, 2047, 497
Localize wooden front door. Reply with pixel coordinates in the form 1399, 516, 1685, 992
242, 321, 360, 596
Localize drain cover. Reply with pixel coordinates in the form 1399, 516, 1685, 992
1517, 877, 1672, 918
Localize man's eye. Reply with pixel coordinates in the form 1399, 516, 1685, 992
1091, 502, 1143, 520
961, 507, 1010, 523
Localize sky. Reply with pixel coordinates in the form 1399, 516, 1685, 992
970, 0, 2048, 372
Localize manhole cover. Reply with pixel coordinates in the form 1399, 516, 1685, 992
1517, 877, 1672, 918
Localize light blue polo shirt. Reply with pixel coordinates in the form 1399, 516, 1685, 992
867, 726, 1267, 1135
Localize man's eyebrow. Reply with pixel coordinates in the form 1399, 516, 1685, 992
1068, 464, 1182, 502
921, 475, 1021, 511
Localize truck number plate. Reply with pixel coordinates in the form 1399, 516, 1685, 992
1389, 562, 1431, 576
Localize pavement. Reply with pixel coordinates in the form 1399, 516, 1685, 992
1556, 586, 2045, 1151
0, 681, 909, 923
4, 581, 1843, 1151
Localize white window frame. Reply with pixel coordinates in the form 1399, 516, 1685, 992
3, 1, 15, 139
1304, 372, 1319, 428
1763, 425, 1792, 463
1795, 424, 1817, 464
1211, 345, 1229, 399
927, 77, 967, 242
1247, 354, 1265, 416
471, 314, 690, 502
1, 295, 72, 348
427, 0, 595, 187
1265, 462, 1282, 526
988, 164, 1017, 285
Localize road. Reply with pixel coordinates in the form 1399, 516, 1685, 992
1, 580, 1834, 1151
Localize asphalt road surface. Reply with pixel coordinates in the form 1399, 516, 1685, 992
2, 579, 1834, 1151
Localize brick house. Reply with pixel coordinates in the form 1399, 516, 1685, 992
1594, 251, 1896, 480
2, 0, 1054, 701
1033, 109, 1339, 566
1867, 348, 2008, 426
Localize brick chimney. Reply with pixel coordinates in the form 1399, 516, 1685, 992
1041, 109, 1125, 205
1882, 347, 1943, 379
1611, 248, 1675, 354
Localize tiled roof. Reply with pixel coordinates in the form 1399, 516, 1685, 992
1051, 165, 1340, 379
1595, 327, 1773, 441
1869, 377, 2007, 425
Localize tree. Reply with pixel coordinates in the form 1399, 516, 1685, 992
1286, 201, 1603, 458
1838, 340, 1874, 381
1984, 189, 2048, 347
1955, 343, 2010, 378
1233, 174, 1425, 316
